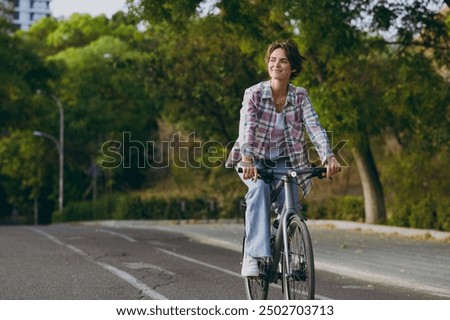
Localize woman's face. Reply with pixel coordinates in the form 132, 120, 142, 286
268, 48, 292, 81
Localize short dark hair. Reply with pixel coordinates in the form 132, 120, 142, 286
265, 39, 305, 79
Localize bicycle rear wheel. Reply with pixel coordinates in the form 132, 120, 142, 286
283, 216, 315, 300
244, 260, 269, 300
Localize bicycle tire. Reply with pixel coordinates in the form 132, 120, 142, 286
283, 216, 315, 300
244, 261, 269, 300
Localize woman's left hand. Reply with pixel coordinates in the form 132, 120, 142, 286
326, 156, 341, 179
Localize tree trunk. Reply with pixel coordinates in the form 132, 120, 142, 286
352, 141, 387, 224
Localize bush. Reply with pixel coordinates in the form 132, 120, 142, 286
219, 196, 245, 220
387, 195, 450, 231
337, 196, 365, 221
382, 151, 449, 231
56, 193, 221, 223
304, 196, 364, 222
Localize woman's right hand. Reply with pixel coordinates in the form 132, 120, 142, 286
240, 157, 258, 182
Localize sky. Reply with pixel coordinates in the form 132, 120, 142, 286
50, 0, 128, 19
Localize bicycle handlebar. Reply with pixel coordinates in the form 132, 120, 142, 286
237, 166, 328, 181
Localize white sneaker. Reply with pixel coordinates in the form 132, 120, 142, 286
241, 255, 259, 277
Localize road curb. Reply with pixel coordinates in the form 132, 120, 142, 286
307, 220, 450, 241
80, 219, 450, 241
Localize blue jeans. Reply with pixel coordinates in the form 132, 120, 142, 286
237, 158, 300, 258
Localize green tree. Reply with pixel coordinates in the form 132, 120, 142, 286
48, 35, 159, 190
378, 51, 449, 230
0, 17, 54, 221
0, 20, 52, 130
0, 131, 47, 221
8, 13, 161, 215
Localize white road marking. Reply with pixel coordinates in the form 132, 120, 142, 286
30, 227, 168, 300
98, 262, 168, 300
158, 248, 242, 278
32, 228, 65, 245
158, 248, 333, 300
96, 228, 137, 243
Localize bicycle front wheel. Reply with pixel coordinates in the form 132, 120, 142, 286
244, 260, 269, 300
283, 217, 315, 300
245, 277, 269, 300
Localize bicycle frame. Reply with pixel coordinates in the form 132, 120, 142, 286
240, 165, 326, 299
271, 173, 299, 283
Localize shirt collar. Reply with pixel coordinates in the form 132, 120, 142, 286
261, 80, 296, 106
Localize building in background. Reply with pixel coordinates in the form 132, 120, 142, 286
0, 0, 52, 30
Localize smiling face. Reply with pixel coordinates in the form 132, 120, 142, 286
267, 48, 293, 82
265, 39, 304, 80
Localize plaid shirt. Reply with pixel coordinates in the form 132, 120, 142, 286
226, 81, 334, 192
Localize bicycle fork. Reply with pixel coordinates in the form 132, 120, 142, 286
281, 176, 297, 280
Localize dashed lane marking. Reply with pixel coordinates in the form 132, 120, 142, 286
96, 228, 137, 243
29, 227, 168, 300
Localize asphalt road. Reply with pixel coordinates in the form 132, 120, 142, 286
0, 222, 448, 300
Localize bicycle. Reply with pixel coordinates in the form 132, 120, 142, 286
238, 166, 327, 300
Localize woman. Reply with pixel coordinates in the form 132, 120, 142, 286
226, 39, 341, 277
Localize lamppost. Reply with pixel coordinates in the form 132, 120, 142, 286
34, 95, 64, 212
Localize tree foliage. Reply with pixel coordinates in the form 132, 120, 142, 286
0, 131, 46, 212
0, 1, 448, 229
1, 13, 160, 220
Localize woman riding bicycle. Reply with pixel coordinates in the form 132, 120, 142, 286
225, 39, 341, 277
